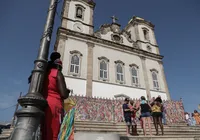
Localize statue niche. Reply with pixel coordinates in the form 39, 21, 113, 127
76, 7, 83, 19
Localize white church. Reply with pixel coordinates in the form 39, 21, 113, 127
54, 0, 171, 100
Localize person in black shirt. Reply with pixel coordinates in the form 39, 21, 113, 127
136, 96, 152, 136
122, 98, 132, 136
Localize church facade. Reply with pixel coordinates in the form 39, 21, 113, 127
54, 0, 171, 100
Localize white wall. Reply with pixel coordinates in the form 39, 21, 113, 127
92, 81, 147, 99
145, 59, 166, 92
65, 77, 86, 96
93, 44, 146, 89
62, 38, 88, 79
150, 91, 167, 100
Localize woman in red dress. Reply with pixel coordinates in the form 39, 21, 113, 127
42, 52, 70, 140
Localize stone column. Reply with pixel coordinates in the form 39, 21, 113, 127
61, 0, 70, 28
55, 35, 67, 61
158, 61, 171, 100
89, 8, 94, 35
140, 56, 151, 100
134, 23, 140, 41
86, 42, 94, 96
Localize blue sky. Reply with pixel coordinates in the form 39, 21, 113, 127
0, 0, 199, 121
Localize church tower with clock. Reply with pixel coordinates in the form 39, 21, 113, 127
54, 0, 171, 101
60, 0, 95, 34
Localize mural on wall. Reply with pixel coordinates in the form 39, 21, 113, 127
70, 95, 185, 124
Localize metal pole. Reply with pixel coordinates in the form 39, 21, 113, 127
10, 0, 59, 139
11, 92, 22, 127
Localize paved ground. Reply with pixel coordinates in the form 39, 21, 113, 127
75, 132, 120, 140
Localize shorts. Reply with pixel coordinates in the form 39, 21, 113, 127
124, 117, 132, 126
141, 112, 151, 118
152, 112, 162, 117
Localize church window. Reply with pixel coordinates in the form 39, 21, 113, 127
75, 5, 85, 20
130, 64, 139, 86
69, 50, 82, 76
142, 28, 149, 41
100, 61, 108, 79
98, 56, 109, 81
147, 45, 152, 52
115, 60, 125, 83
70, 55, 80, 74
116, 64, 124, 82
151, 70, 159, 90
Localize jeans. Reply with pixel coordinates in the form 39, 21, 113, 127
141, 112, 151, 117
162, 112, 166, 124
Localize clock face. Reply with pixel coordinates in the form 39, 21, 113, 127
73, 23, 83, 32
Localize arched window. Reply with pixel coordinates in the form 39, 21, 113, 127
116, 64, 124, 82
76, 7, 83, 18
142, 28, 149, 41
152, 71, 159, 90
100, 61, 108, 79
115, 60, 125, 83
131, 66, 139, 86
69, 50, 82, 76
98, 56, 109, 81
75, 4, 85, 20
70, 55, 80, 74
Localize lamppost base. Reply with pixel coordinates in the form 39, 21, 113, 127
10, 94, 47, 140
10, 106, 45, 140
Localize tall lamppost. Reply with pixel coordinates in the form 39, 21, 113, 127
10, 0, 59, 139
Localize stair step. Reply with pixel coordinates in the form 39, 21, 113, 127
74, 132, 200, 140
75, 128, 200, 134
75, 124, 200, 130
120, 135, 200, 140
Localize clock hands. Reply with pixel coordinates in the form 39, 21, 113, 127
77, 26, 81, 30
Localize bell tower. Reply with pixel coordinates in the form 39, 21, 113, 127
61, 0, 96, 35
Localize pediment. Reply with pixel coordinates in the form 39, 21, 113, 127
94, 23, 137, 47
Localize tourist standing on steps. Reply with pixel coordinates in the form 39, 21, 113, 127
122, 98, 132, 136
151, 99, 164, 135
185, 112, 190, 126
42, 52, 71, 140
129, 100, 139, 136
136, 96, 152, 136
189, 113, 196, 126
193, 110, 200, 124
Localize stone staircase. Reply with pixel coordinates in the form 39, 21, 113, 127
74, 121, 200, 140
1, 121, 200, 140
0, 127, 13, 140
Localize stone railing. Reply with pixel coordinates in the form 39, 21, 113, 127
69, 95, 185, 124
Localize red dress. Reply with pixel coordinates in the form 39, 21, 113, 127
42, 68, 63, 140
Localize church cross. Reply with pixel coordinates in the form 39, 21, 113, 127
111, 15, 118, 23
